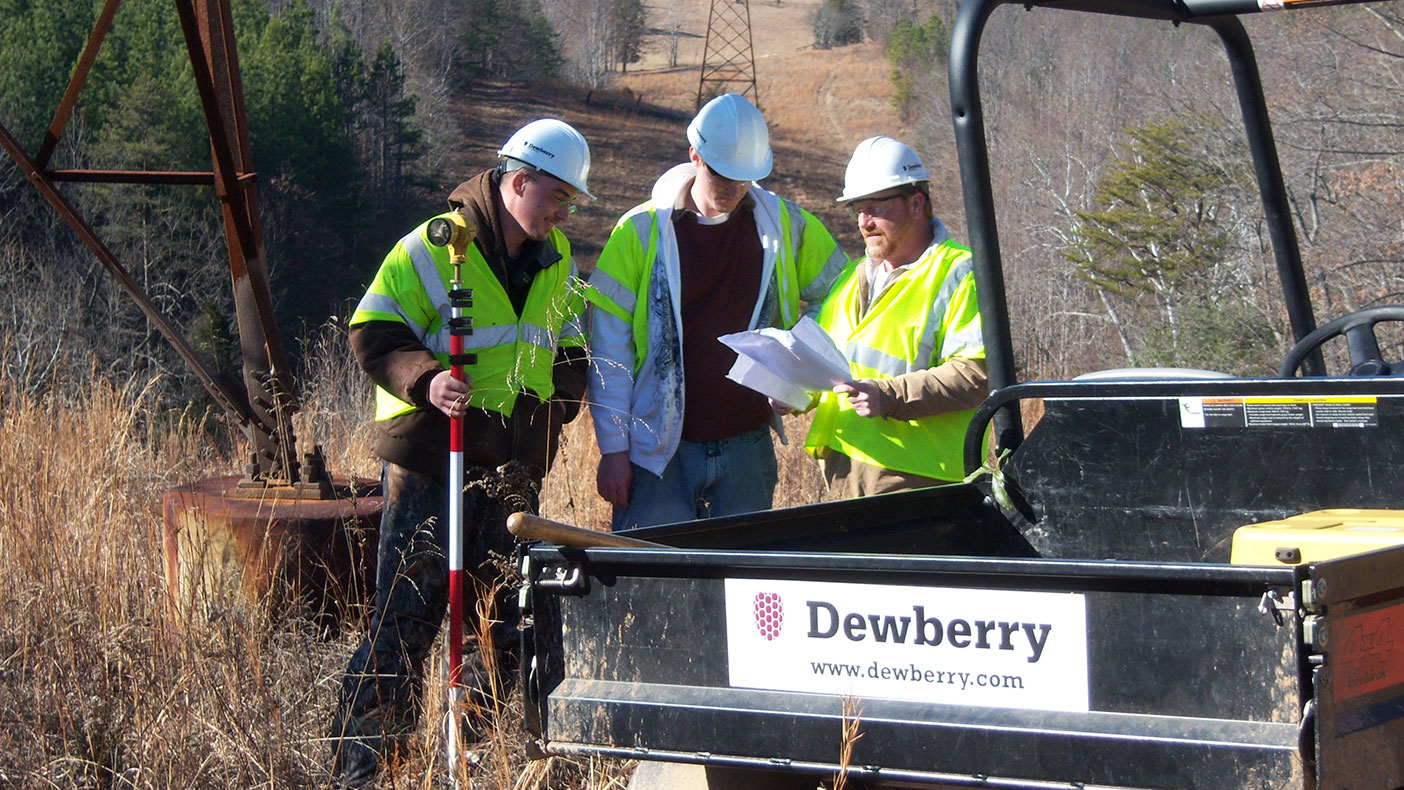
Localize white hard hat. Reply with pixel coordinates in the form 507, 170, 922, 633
836, 136, 930, 203
497, 118, 595, 199
687, 93, 773, 182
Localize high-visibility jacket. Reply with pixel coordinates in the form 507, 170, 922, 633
351, 212, 585, 421
585, 163, 849, 476
805, 237, 984, 482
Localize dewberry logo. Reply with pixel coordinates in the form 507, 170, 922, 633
754, 592, 784, 640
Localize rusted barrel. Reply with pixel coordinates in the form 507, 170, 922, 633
162, 475, 382, 629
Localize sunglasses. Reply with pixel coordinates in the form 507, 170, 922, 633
845, 191, 912, 219
702, 161, 747, 186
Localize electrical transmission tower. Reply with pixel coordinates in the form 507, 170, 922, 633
697, 0, 758, 108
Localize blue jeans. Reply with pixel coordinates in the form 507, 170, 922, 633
612, 426, 778, 530
330, 462, 533, 781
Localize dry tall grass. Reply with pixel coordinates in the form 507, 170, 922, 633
0, 365, 333, 788
0, 320, 835, 788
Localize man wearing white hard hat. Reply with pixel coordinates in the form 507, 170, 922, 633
803, 136, 987, 496
330, 118, 593, 787
586, 93, 847, 529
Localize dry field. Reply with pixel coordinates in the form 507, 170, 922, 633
0, 333, 836, 789
0, 3, 903, 787
0, 355, 602, 788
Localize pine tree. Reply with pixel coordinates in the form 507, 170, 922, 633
1062, 115, 1260, 368
886, 13, 948, 119
1065, 117, 1245, 300
362, 41, 422, 225
613, 0, 647, 74
813, 0, 863, 50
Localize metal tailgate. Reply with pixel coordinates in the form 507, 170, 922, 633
522, 542, 1312, 788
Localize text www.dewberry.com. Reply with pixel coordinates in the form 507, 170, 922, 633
809, 659, 1026, 691
725, 578, 1090, 713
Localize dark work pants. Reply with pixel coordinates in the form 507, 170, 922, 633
329, 462, 530, 775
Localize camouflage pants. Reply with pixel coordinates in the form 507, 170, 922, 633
329, 461, 535, 777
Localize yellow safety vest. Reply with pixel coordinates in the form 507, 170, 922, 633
350, 214, 585, 421
590, 194, 817, 374
805, 240, 984, 481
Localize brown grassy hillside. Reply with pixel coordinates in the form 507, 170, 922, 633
437, 31, 902, 267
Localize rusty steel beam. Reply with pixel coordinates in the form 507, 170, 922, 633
0, 119, 256, 429
36, 0, 123, 169
176, 0, 302, 484
2, 0, 309, 487
46, 169, 217, 184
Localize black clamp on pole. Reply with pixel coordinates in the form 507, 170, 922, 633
447, 289, 475, 367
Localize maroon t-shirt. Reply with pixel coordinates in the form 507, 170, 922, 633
675, 208, 772, 441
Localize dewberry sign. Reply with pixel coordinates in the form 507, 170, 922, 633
724, 578, 1090, 712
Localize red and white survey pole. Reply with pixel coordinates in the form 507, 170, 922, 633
426, 209, 475, 781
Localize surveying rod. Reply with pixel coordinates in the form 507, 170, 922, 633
425, 208, 475, 779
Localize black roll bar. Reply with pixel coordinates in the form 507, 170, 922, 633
950, 0, 1326, 459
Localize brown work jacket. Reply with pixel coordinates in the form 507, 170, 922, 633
350, 171, 588, 482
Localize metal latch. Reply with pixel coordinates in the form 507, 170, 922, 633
537, 563, 589, 595
1301, 577, 1327, 611
518, 554, 535, 611
525, 655, 540, 705
1303, 615, 1326, 651
1257, 588, 1296, 626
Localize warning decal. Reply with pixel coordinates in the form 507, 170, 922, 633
1333, 602, 1404, 704
1179, 396, 1377, 429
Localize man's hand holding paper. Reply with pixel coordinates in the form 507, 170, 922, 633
719, 316, 851, 411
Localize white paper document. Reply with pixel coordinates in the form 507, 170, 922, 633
719, 316, 852, 411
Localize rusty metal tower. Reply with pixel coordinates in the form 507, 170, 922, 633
697, 0, 759, 108
0, 0, 380, 623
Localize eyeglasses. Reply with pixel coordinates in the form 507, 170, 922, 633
525, 174, 578, 214
845, 191, 911, 219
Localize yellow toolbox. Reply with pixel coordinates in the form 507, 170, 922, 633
1231, 508, 1404, 565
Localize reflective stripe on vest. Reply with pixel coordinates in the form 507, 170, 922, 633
355, 216, 579, 421
587, 267, 637, 316
354, 291, 427, 338
776, 196, 796, 326
403, 229, 452, 353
